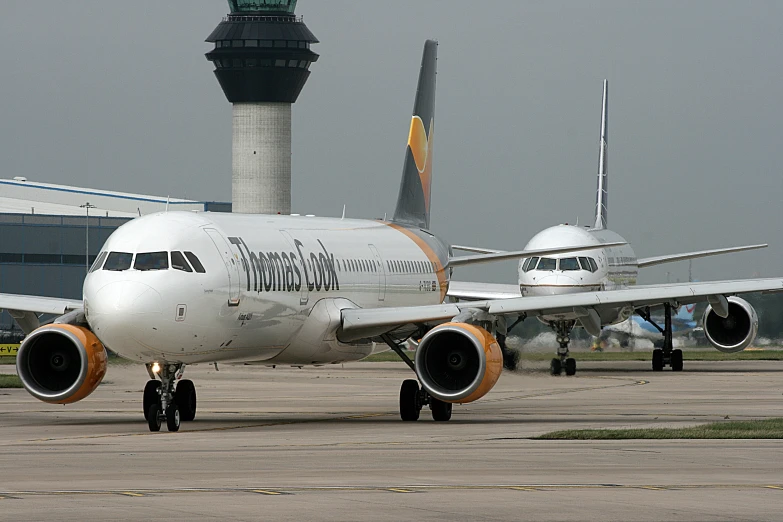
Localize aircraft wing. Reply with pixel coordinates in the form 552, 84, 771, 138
340, 278, 783, 341
636, 244, 767, 268
0, 293, 83, 315
451, 245, 504, 254
448, 242, 625, 267
0, 293, 84, 334
447, 281, 520, 300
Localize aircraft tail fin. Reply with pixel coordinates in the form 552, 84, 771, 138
593, 79, 609, 230
676, 304, 697, 321
392, 40, 437, 230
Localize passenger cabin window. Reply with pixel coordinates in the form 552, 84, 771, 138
135, 252, 169, 271
89, 251, 108, 273
103, 252, 133, 271
560, 257, 580, 271
537, 258, 557, 271
184, 252, 206, 273
171, 251, 193, 272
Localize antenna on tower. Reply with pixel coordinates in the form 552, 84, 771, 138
341, 204, 346, 220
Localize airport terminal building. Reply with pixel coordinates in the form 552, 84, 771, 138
0, 178, 229, 332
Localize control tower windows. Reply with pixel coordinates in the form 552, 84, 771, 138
245, 40, 259, 47
274, 40, 286, 48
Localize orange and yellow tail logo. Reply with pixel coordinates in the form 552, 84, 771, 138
408, 115, 434, 212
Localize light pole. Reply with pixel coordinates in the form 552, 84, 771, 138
80, 203, 97, 273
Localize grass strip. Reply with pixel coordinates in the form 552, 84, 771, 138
536, 418, 783, 440
363, 350, 783, 363
0, 374, 23, 388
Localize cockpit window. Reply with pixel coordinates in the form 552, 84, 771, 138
578, 257, 590, 271
588, 258, 598, 272
559, 257, 580, 271
184, 252, 206, 273
536, 258, 557, 271
103, 252, 133, 271
524, 257, 539, 272
171, 251, 193, 272
89, 251, 108, 273
134, 252, 169, 271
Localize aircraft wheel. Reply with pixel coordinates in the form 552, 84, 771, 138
175, 379, 197, 421
564, 358, 577, 376
400, 379, 421, 421
147, 403, 162, 432
166, 403, 181, 432
652, 349, 664, 371
143, 380, 161, 421
550, 358, 562, 376
431, 398, 452, 422
503, 349, 520, 371
671, 349, 684, 372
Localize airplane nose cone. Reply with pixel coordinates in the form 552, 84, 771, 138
91, 281, 162, 315
86, 281, 163, 354
525, 274, 584, 296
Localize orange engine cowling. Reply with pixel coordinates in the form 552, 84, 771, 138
16, 324, 107, 404
414, 322, 503, 404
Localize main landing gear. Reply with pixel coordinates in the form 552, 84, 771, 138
143, 363, 198, 432
638, 304, 683, 372
550, 321, 577, 376
381, 333, 452, 422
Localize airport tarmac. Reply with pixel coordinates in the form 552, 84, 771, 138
1, 360, 782, 521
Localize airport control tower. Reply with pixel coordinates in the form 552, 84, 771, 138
206, 0, 319, 215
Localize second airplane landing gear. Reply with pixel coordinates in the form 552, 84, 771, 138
143, 363, 197, 432
399, 379, 452, 422
550, 321, 577, 376
640, 304, 683, 372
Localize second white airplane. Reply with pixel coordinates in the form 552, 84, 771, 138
449, 80, 767, 375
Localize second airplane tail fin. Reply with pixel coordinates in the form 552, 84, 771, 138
593, 79, 609, 230
392, 40, 437, 231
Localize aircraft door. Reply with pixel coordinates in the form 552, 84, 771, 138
280, 231, 309, 306
369, 244, 386, 302
204, 228, 241, 307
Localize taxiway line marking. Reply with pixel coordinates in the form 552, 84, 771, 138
253, 490, 283, 496
509, 487, 537, 491
387, 488, 415, 493
118, 492, 144, 497
765, 485, 783, 490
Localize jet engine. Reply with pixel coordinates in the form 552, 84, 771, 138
703, 297, 758, 353
16, 324, 107, 404
414, 322, 503, 404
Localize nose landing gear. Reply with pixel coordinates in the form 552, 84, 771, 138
549, 321, 577, 376
143, 363, 197, 432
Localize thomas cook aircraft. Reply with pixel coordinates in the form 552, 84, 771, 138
449, 80, 769, 376
1, 42, 781, 432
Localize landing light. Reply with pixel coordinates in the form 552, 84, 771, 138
151, 362, 161, 374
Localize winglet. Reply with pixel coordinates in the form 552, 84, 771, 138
593, 79, 608, 230
392, 40, 437, 230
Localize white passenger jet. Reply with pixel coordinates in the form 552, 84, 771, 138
449, 80, 767, 376
1, 42, 781, 432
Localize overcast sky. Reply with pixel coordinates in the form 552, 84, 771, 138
0, 1, 781, 284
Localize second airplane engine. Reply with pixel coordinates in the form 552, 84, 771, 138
16, 324, 108, 404
415, 322, 503, 404
702, 297, 758, 353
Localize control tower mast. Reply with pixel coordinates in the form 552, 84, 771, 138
206, 0, 319, 215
